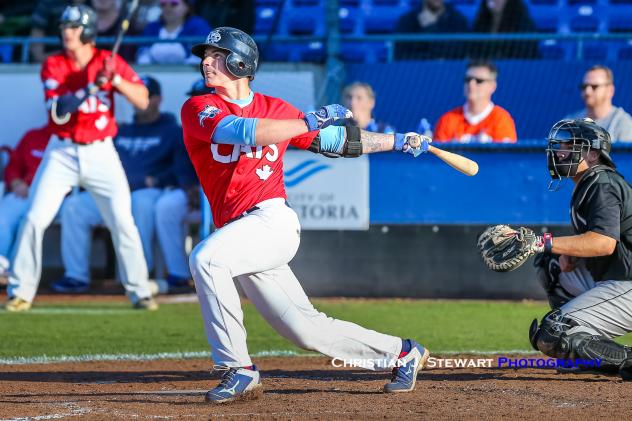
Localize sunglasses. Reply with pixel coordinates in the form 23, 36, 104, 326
160, 0, 182, 7
464, 76, 492, 84
579, 83, 610, 91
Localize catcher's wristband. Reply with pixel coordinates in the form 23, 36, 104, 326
540, 232, 553, 253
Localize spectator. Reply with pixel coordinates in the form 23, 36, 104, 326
0, 125, 52, 286
566, 65, 632, 143
470, 0, 538, 59
194, 0, 254, 35
91, 0, 138, 61
136, 0, 210, 65
29, 0, 86, 63
342, 82, 394, 134
132, 0, 161, 33
434, 60, 517, 143
394, 0, 468, 60
51, 76, 198, 294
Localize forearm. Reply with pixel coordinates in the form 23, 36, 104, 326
552, 231, 617, 257
254, 119, 309, 146
116, 79, 149, 110
360, 130, 394, 154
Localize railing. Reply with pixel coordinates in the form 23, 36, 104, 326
1, 33, 632, 63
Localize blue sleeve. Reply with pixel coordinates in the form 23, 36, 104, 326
318, 126, 347, 154
213, 115, 258, 147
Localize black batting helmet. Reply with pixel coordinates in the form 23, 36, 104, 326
60, 4, 98, 44
191, 27, 259, 80
547, 118, 614, 181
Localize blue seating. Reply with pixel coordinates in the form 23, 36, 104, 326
568, 5, 603, 32
529, 0, 559, 4
529, 5, 561, 32
254, 7, 278, 35
340, 42, 389, 62
363, 6, 407, 33
617, 41, 632, 59
609, 9, 632, 32
538, 39, 572, 59
287, 8, 323, 35
339, 7, 359, 34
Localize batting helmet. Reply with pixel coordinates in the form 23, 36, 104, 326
546, 118, 614, 180
191, 27, 259, 80
60, 4, 98, 44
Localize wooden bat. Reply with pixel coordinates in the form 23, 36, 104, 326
111, 0, 139, 57
428, 145, 479, 176
407, 135, 479, 176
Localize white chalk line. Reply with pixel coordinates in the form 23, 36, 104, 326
0, 349, 539, 365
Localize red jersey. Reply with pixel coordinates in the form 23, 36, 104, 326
41, 48, 143, 144
181, 92, 316, 228
4, 125, 52, 188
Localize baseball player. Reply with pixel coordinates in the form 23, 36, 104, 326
181, 27, 432, 404
519, 119, 632, 380
5, 5, 157, 311
52, 75, 196, 294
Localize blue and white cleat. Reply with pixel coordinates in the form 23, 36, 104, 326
205, 365, 263, 404
383, 340, 430, 393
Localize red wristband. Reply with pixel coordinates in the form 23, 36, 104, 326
542, 232, 553, 253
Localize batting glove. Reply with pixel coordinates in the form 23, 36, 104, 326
395, 132, 432, 158
304, 104, 353, 131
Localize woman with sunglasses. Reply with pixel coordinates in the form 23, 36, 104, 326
136, 0, 210, 65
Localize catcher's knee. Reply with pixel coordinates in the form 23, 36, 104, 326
529, 309, 631, 371
534, 254, 574, 309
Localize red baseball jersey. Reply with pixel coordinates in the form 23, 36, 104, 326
4, 125, 52, 188
181, 92, 316, 228
41, 48, 143, 144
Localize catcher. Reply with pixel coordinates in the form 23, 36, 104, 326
478, 118, 632, 380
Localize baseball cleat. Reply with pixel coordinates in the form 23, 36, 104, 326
50, 276, 90, 294
133, 297, 159, 311
383, 340, 430, 393
205, 365, 263, 404
6, 296, 32, 312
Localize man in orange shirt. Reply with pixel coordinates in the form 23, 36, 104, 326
433, 60, 517, 143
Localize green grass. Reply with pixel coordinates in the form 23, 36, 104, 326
1, 299, 631, 360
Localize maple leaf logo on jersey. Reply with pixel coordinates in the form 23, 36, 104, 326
256, 165, 273, 181
198, 105, 222, 127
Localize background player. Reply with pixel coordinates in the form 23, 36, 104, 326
5, 5, 157, 311
181, 27, 432, 404
525, 118, 632, 380
0, 124, 52, 287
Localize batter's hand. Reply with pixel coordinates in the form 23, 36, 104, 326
96, 57, 116, 87
304, 104, 353, 131
402, 132, 431, 157
11, 179, 29, 198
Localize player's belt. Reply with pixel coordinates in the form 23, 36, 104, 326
58, 136, 112, 145
225, 200, 290, 225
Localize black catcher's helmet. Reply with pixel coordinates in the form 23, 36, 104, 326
191, 27, 259, 80
546, 118, 614, 181
60, 5, 98, 44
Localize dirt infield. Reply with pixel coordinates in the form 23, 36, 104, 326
2, 356, 632, 420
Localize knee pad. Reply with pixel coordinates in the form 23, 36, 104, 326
534, 254, 573, 309
529, 309, 631, 371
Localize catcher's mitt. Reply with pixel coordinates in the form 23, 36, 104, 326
477, 225, 552, 272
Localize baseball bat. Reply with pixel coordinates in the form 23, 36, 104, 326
111, 0, 139, 57
428, 145, 479, 176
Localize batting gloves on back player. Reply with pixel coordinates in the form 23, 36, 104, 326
304, 104, 353, 131
395, 132, 432, 157
478, 225, 553, 272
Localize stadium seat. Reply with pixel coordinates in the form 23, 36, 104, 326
254, 7, 278, 35
364, 7, 407, 33
580, 42, 608, 61
568, 5, 603, 33
567, 0, 596, 4
255, 0, 282, 5
340, 0, 361, 5
0, 45, 13, 64
291, 0, 322, 5
340, 42, 389, 62
287, 8, 324, 35
529, 0, 559, 4
609, 0, 632, 3
617, 40, 632, 59
339, 7, 359, 34
529, 6, 561, 32
538, 39, 570, 59
609, 10, 632, 32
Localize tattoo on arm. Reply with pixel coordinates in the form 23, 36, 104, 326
360, 130, 394, 154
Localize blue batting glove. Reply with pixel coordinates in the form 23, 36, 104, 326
394, 132, 432, 158
304, 104, 353, 131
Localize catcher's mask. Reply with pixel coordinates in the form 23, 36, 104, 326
546, 118, 614, 190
